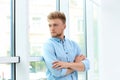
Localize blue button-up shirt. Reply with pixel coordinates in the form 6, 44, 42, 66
42, 37, 89, 80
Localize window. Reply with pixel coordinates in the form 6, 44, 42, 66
69, 0, 87, 80
28, 0, 56, 79
86, 0, 100, 80
0, 0, 14, 80
0, 0, 11, 57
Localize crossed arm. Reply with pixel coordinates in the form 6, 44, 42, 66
52, 55, 87, 75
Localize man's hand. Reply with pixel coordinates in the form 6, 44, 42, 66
52, 61, 75, 76
74, 54, 86, 63
52, 61, 69, 70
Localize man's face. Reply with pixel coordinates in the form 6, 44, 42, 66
48, 19, 66, 38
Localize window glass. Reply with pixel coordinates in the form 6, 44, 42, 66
69, 0, 86, 80
28, 0, 56, 79
69, 0, 85, 53
0, 0, 11, 57
91, 3, 99, 80
0, 0, 11, 80
86, 0, 100, 80
0, 64, 11, 80
29, 62, 46, 80
93, 5, 99, 80
92, 0, 101, 4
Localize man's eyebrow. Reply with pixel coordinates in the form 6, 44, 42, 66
48, 24, 51, 26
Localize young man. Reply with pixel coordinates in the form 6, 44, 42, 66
42, 11, 90, 80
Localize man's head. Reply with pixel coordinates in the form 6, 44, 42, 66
47, 11, 66, 24
47, 11, 66, 39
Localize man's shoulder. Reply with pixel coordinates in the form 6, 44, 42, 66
65, 38, 76, 44
43, 38, 56, 46
66, 38, 80, 48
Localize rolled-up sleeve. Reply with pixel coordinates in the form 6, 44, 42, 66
42, 42, 67, 78
82, 59, 90, 71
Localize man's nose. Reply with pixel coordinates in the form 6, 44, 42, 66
50, 26, 55, 30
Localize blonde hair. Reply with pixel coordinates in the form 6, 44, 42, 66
47, 11, 66, 23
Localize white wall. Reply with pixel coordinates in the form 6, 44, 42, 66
99, 0, 120, 80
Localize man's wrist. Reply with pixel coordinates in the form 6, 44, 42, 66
66, 62, 73, 69
66, 68, 74, 75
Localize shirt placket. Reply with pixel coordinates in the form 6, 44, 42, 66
61, 40, 70, 62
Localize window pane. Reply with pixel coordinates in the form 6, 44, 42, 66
0, 64, 11, 80
91, 0, 101, 4
87, 3, 99, 80
29, 62, 46, 80
28, 0, 56, 79
0, 0, 11, 80
0, 0, 10, 57
69, 0, 85, 53
93, 4, 99, 80
69, 0, 86, 80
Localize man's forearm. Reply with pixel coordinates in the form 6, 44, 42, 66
66, 55, 86, 71
65, 68, 74, 75
52, 55, 87, 72
67, 62, 85, 71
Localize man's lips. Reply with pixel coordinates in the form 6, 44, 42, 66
51, 32, 56, 33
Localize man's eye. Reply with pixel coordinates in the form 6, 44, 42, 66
49, 25, 51, 27
54, 24, 58, 27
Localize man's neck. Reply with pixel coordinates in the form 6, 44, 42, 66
52, 36, 65, 40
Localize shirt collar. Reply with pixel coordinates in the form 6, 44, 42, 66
50, 36, 66, 43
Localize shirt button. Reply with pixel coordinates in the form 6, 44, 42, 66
66, 52, 68, 54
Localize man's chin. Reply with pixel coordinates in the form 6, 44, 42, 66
51, 35, 57, 37
51, 34, 57, 37
51, 34, 61, 38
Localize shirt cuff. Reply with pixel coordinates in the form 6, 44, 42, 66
81, 59, 90, 71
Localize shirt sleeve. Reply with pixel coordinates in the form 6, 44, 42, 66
82, 59, 90, 71
73, 41, 90, 71
42, 42, 67, 78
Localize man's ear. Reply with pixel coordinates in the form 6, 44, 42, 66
64, 24, 66, 29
